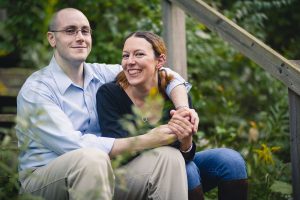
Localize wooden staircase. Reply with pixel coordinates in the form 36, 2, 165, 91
162, 0, 300, 199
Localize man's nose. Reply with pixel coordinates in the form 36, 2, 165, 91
75, 30, 85, 39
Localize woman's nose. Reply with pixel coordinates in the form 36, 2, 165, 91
127, 55, 135, 64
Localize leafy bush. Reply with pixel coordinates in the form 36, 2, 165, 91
0, 0, 299, 199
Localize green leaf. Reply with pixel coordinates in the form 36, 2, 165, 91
270, 180, 292, 195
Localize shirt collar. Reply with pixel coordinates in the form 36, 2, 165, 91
83, 62, 101, 90
49, 56, 100, 94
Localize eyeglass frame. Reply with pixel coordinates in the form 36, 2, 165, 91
49, 27, 92, 36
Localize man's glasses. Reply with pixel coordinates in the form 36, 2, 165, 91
50, 27, 92, 36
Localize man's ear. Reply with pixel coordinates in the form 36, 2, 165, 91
156, 54, 167, 69
47, 32, 56, 47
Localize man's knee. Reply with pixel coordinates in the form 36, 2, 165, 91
67, 148, 114, 198
74, 148, 110, 162
152, 146, 185, 166
70, 148, 111, 172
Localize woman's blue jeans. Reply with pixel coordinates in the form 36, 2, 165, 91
186, 148, 247, 191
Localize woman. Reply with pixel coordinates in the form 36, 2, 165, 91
96, 31, 248, 199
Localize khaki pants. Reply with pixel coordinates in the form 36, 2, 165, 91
19, 146, 188, 200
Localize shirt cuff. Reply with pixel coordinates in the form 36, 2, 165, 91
98, 137, 115, 153
166, 81, 192, 98
162, 67, 192, 98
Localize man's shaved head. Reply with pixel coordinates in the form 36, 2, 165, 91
48, 8, 86, 31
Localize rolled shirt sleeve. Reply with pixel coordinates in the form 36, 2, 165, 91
163, 67, 192, 97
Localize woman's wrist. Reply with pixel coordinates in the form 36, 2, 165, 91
180, 138, 193, 152
180, 143, 193, 153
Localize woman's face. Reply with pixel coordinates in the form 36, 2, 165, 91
121, 36, 159, 88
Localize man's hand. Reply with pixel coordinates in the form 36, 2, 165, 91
144, 124, 177, 147
110, 125, 177, 158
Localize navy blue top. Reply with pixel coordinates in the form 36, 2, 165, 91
96, 81, 196, 161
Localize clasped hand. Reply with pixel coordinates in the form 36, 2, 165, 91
168, 107, 199, 141
146, 107, 199, 147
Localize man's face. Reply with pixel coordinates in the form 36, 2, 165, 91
48, 9, 92, 65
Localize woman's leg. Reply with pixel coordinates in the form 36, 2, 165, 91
186, 161, 204, 200
186, 161, 200, 190
193, 148, 248, 199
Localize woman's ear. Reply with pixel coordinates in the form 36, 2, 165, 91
47, 32, 56, 48
156, 54, 166, 69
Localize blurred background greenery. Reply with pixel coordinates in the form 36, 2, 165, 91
0, 0, 299, 199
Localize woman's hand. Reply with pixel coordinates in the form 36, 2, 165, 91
170, 107, 199, 134
168, 108, 194, 141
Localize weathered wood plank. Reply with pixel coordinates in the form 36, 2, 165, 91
168, 0, 300, 96
0, 68, 34, 126
288, 86, 300, 200
162, 0, 187, 79
0, 68, 33, 96
0, 114, 15, 123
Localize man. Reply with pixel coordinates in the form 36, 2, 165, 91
16, 8, 197, 200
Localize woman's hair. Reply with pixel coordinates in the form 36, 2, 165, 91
117, 31, 174, 98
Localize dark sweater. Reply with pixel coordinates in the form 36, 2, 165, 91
96, 81, 195, 161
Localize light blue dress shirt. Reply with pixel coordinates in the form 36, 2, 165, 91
16, 56, 191, 171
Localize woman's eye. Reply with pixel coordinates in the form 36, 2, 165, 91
135, 53, 145, 57
122, 54, 129, 59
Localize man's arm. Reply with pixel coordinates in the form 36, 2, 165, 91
109, 125, 177, 157
17, 84, 115, 155
162, 67, 199, 132
163, 67, 191, 99
169, 84, 189, 108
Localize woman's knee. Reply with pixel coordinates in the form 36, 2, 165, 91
186, 161, 199, 176
186, 161, 201, 190
194, 148, 247, 180
216, 148, 247, 180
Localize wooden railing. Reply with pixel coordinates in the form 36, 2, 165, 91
162, 0, 300, 199
0, 68, 34, 133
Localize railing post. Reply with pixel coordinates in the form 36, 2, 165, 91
288, 88, 300, 200
161, 0, 187, 80
0, 9, 6, 21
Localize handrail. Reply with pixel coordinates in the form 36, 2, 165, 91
168, 0, 300, 96
162, 0, 300, 199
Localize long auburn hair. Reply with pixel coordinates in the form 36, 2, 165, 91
116, 31, 174, 98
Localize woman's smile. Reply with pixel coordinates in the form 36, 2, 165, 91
127, 69, 142, 76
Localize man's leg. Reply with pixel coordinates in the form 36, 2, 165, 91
20, 148, 115, 200
113, 146, 188, 200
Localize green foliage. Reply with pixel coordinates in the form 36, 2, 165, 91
0, 129, 19, 199
1, 0, 300, 199
0, 128, 42, 200
186, 0, 295, 199
0, 0, 162, 68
